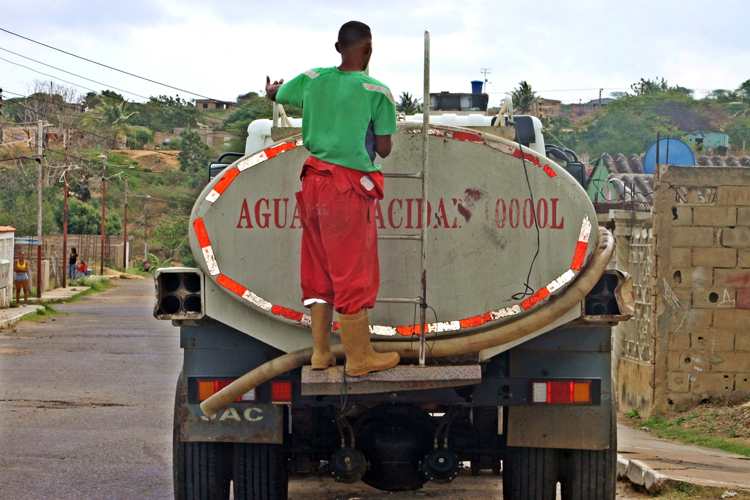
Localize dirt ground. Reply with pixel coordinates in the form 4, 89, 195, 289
288, 475, 651, 499
111, 149, 180, 171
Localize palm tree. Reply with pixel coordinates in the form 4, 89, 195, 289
80, 96, 137, 147
512, 81, 536, 113
397, 92, 420, 114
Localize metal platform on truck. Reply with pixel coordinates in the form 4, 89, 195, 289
300, 364, 481, 395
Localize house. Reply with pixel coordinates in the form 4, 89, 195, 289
194, 99, 236, 111
535, 98, 562, 119
567, 97, 614, 120
685, 131, 730, 153
0, 226, 14, 308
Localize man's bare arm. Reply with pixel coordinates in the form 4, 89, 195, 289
265, 75, 285, 102
375, 135, 392, 158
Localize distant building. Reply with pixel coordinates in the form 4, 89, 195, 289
194, 99, 236, 111
685, 131, 730, 152
567, 97, 614, 120
535, 98, 562, 119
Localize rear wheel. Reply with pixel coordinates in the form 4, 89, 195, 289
559, 402, 616, 500
173, 374, 231, 500
233, 443, 289, 500
502, 447, 558, 500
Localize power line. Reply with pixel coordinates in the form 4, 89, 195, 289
0, 54, 97, 93
2, 88, 26, 97
0, 26, 217, 100
0, 45, 149, 100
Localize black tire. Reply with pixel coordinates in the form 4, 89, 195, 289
502, 447, 558, 500
173, 373, 231, 500
233, 443, 289, 500
559, 402, 617, 500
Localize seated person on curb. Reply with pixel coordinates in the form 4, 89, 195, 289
266, 20, 399, 377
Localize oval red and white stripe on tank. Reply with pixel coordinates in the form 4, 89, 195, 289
195, 128, 593, 336
192, 217, 220, 276
205, 139, 303, 204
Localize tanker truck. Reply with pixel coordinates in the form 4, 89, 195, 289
156, 116, 632, 500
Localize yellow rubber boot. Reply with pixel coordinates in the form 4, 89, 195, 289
310, 303, 336, 370
339, 310, 400, 377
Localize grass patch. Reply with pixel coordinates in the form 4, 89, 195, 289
66, 276, 114, 302
657, 482, 750, 499
634, 414, 750, 458
22, 304, 65, 322
124, 267, 152, 277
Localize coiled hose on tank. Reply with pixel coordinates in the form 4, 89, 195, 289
201, 226, 614, 417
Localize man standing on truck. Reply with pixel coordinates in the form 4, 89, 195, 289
266, 20, 400, 377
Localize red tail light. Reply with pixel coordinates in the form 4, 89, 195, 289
196, 379, 255, 402
531, 380, 592, 404
271, 380, 293, 403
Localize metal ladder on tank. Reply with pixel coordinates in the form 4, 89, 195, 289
376, 31, 432, 367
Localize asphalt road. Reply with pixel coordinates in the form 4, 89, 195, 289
0, 279, 647, 499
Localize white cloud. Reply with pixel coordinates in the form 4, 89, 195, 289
0, 0, 748, 104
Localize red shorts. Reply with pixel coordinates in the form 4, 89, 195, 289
297, 156, 384, 315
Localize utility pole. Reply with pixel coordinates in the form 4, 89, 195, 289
35, 120, 44, 298
62, 173, 69, 288
598, 88, 603, 107
122, 177, 128, 269
143, 197, 149, 262
61, 129, 69, 288
99, 154, 107, 276
480, 67, 491, 93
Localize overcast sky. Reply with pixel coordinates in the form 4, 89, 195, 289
0, 0, 748, 105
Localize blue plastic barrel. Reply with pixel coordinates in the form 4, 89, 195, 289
471, 80, 483, 95
642, 138, 696, 174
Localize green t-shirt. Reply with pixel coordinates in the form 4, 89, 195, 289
276, 67, 397, 172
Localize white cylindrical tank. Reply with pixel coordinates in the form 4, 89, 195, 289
246, 118, 303, 155
402, 113, 493, 127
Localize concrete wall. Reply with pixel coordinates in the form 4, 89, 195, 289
610, 211, 657, 416
0, 231, 14, 307
612, 166, 750, 415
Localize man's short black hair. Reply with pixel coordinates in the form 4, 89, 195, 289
337, 21, 371, 49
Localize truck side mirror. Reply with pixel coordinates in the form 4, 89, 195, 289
514, 116, 536, 147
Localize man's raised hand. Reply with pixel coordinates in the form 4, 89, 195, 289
265, 76, 284, 101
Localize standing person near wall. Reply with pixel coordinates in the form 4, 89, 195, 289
13, 251, 31, 304
266, 20, 400, 377
69, 247, 78, 280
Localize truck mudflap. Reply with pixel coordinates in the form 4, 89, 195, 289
179, 403, 284, 444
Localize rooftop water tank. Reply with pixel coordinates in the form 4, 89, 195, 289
643, 138, 696, 174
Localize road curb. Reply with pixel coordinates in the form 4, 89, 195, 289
617, 453, 676, 494
0, 305, 44, 329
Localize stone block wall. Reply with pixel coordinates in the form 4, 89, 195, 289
612, 167, 750, 416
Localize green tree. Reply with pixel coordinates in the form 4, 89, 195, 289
130, 95, 198, 131
397, 92, 419, 114
727, 116, 750, 151
738, 79, 750, 101
708, 89, 739, 102
152, 216, 191, 263
512, 81, 536, 113
56, 198, 121, 235
126, 126, 154, 149
80, 96, 137, 147
629, 77, 692, 97
178, 129, 211, 176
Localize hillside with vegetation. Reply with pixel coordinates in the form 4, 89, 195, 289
0, 82, 307, 266
541, 78, 750, 158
